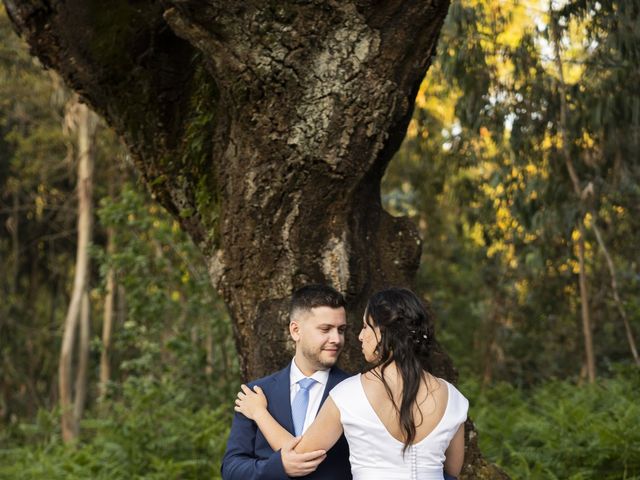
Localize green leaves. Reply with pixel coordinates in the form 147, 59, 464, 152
385, 0, 640, 384
0, 378, 234, 479
467, 369, 640, 479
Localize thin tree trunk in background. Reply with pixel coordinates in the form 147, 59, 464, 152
10, 189, 19, 296
551, 8, 638, 371
481, 313, 502, 387
591, 223, 640, 366
99, 241, 115, 400
73, 289, 90, 423
99, 168, 117, 401
117, 284, 126, 326
205, 329, 214, 377
577, 224, 596, 383
551, 11, 596, 383
59, 98, 97, 443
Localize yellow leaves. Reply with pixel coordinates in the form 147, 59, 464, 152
496, 205, 514, 231
542, 132, 555, 151
577, 130, 596, 149
571, 228, 581, 242
515, 279, 529, 304
406, 119, 418, 139
525, 163, 538, 176
171, 291, 181, 302
468, 222, 486, 247
570, 259, 580, 274
494, 0, 538, 48
417, 72, 461, 126
613, 205, 625, 215
35, 194, 45, 220
486, 241, 516, 265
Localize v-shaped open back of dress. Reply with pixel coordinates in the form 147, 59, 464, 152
330, 374, 468, 480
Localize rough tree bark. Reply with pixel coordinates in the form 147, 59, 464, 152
4, 1, 506, 476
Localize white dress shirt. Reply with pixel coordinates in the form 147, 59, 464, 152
289, 358, 330, 434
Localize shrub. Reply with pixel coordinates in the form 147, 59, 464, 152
465, 367, 640, 479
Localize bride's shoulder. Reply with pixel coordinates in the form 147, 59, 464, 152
435, 377, 470, 416
330, 373, 362, 397
431, 376, 469, 403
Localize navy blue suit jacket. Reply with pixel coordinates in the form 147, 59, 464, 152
221, 364, 352, 480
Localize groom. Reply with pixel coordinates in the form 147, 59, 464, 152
221, 284, 352, 479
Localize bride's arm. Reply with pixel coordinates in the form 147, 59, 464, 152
294, 397, 343, 453
235, 384, 343, 453
235, 384, 294, 451
444, 424, 465, 478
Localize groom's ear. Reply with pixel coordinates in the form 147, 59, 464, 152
289, 320, 301, 342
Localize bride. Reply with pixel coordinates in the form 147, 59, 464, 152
235, 287, 468, 480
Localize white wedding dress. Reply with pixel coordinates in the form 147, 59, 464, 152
330, 374, 468, 480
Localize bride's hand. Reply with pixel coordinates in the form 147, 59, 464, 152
235, 384, 268, 420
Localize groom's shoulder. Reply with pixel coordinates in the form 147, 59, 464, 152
246, 366, 289, 390
330, 366, 354, 382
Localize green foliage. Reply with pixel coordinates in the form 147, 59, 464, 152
465, 367, 640, 479
0, 3, 75, 421
94, 182, 239, 404
0, 377, 232, 479
385, 0, 640, 383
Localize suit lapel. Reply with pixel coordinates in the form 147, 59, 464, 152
319, 367, 341, 407
269, 365, 295, 434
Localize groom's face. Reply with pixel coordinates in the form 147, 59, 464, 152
290, 306, 347, 374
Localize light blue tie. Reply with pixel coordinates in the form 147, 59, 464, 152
291, 377, 317, 436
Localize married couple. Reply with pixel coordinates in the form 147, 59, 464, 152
221, 284, 468, 480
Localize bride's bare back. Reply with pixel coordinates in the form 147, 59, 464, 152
361, 368, 448, 445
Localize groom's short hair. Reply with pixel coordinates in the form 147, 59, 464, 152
290, 284, 346, 322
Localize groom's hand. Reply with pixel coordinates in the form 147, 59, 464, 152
281, 436, 327, 477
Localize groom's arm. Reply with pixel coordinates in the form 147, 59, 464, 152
221, 410, 288, 480
222, 410, 326, 479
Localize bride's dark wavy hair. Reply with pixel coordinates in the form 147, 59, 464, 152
363, 287, 435, 453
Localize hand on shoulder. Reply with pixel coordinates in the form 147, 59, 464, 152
234, 384, 267, 420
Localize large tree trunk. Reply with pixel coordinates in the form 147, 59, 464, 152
4, 1, 506, 476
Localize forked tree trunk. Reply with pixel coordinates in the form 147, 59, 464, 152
58, 99, 97, 442
5, 1, 506, 476
550, 12, 596, 382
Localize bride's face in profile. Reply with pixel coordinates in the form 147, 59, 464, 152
358, 316, 381, 363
